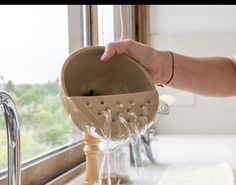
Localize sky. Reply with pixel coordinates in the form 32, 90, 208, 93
0, 5, 69, 84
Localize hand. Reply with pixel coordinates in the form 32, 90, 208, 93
100, 39, 172, 85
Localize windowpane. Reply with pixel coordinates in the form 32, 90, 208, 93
97, 5, 115, 45
97, 5, 134, 45
0, 5, 82, 171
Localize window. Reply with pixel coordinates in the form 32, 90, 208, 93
0, 5, 149, 184
97, 5, 134, 45
97, 5, 115, 45
0, 5, 84, 173
96, 5, 148, 45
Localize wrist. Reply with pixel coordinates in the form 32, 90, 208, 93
155, 50, 173, 85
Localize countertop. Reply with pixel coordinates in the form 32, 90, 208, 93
64, 134, 236, 184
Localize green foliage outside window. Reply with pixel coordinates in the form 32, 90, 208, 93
0, 79, 74, 170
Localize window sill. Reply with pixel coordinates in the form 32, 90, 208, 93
0, 141, 85, 185
46, 162, 86, 185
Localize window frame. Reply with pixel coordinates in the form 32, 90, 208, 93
0, 142, 85, 185
113, 5, 150, 44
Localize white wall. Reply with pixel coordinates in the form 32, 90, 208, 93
150, 5, 236, 134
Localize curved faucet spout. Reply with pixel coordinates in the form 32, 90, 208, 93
0, 91, 21, 185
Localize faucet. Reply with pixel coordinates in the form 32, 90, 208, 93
0, 91, 21, 185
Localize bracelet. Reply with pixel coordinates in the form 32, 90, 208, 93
165, 51, 174, 85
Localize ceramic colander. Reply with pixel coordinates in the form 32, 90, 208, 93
60, 46, 159, 141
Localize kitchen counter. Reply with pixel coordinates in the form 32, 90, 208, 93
50, 134, 236, 184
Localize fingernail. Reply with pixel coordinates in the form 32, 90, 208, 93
100, 53, 106, 61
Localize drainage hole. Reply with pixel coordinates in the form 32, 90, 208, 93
129, 100, 134, 105
112, 119, 116, 122
127, 119, 131, 123
117, 102, 123, 108
126, 109, 131, 113
140, 104, 144, 108
147, 100, 151, 104
97, 112, 102, 116
100, 101, 104, 105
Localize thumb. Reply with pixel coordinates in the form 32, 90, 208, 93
100, 47, 116, 62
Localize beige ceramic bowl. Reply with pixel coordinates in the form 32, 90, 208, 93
60, 46, 159, 141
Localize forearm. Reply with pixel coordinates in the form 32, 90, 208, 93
101, 40, 236, 97
161, 52, 236, 97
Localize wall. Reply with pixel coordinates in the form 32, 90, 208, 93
150, 5, 236, 134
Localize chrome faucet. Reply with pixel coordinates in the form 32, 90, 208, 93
0, 91, 21, 185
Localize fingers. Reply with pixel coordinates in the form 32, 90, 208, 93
100, 39, 132, 62
100, 43, 116, 61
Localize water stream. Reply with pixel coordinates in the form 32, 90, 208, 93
97, 105, 149, 185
